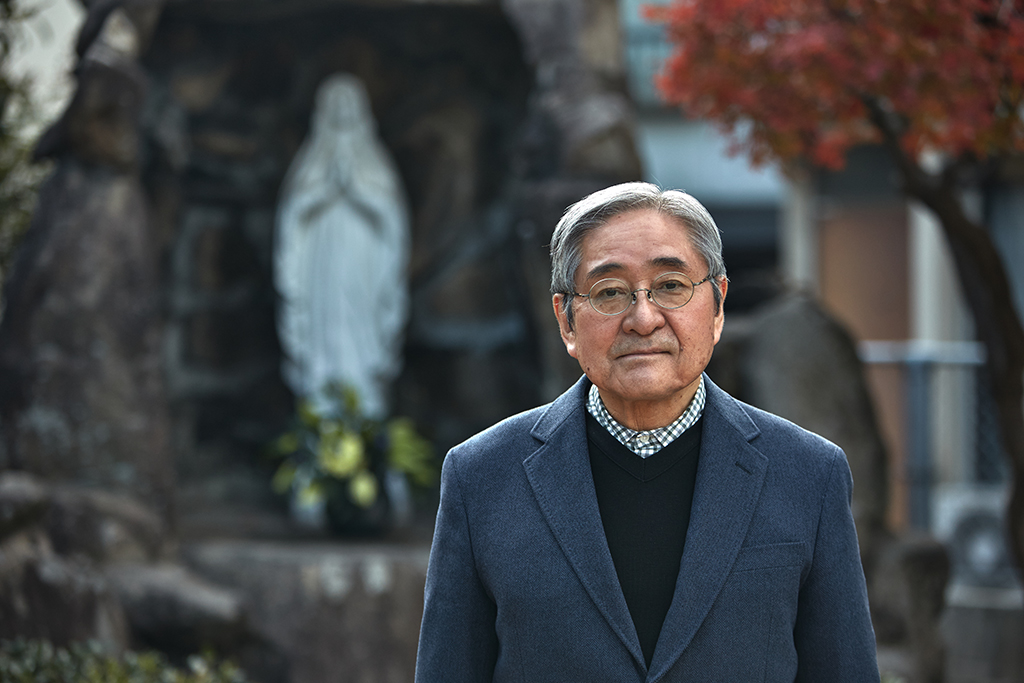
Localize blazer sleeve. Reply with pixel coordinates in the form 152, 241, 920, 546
793, 448, 880, 683
415, 450, 499, 683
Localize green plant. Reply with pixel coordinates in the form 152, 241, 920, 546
0, 639, 249, 683
269, 383, 435, 515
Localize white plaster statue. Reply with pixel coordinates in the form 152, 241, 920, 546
274, 73, 410, 419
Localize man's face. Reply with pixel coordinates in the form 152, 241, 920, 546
552, 209, 727, 428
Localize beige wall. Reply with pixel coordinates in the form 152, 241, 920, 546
819, 200, 910, 530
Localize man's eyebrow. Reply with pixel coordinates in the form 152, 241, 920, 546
583, 256, 693, 282
584, 262, 624, 281
651, 256, 689, 271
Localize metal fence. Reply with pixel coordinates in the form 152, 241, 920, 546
861, 340, 1020, 593
859, 340, 1008, 529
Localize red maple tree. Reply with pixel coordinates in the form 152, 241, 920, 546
650, 0, 1024, 576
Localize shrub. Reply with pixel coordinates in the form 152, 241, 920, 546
0, 639, 249, 683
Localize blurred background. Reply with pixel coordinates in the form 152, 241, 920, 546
0, 0, 1021, 681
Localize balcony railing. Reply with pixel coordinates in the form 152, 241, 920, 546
859, 340, 1007, 529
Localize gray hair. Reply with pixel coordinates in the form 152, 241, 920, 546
550, 182, 727, 328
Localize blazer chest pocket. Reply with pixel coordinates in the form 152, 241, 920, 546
693, 541, 808, 675
731, 541, 806, 573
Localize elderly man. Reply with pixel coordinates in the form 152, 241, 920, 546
415, 183, 879, 682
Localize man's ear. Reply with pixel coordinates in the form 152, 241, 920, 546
552, 294, 578, 359
712, 277, 728, 345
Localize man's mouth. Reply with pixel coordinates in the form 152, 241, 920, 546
615, 347, 668, 359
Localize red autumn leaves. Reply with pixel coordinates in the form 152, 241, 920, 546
649, 0, 1024, 169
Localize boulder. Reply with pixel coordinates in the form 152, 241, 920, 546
900, 538, 950, 683
105, 562, 246, 655
0, 473, 160, 650
0, 529, 129, 649
0, 472, 49, 542
106, 560, 289, 681
868, 536, 950, 683
46, 486, 166, 563
0, 470, 276, 677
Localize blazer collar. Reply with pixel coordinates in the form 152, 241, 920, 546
647, 376, 768, 682
523, 375, 647, 669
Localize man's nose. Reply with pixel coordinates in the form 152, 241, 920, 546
631, 288, 654, 305
622, 289, 665, 334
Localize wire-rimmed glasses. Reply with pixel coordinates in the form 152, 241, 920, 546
572, 272, 713, 316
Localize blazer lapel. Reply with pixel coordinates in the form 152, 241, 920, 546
647, 376, 768, 682
522, 376, 646, 670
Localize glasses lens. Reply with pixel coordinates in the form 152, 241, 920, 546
650, 272, 694, 309
589, 279, 631, 315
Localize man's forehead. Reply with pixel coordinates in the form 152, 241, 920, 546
576, 211, 703, 281
581, 210, 694, 247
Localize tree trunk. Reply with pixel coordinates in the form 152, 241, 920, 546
906, 179, 1024, 579
869, 106, 1024, 578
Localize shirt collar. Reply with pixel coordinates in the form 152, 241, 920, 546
586, 376, 706, 458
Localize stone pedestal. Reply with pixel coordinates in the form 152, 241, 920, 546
944, 594, 1024, 683
183, 540, 429, 683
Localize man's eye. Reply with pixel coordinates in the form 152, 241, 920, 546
656, 279, 686, 292
596, 287, 627, 299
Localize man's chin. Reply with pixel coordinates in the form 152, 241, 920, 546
610, 376, 685, 403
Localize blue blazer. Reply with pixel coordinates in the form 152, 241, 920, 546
416, 375, 879, 683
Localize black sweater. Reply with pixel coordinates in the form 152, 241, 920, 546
586, 413, 702, 668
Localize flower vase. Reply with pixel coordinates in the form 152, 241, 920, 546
322, 467, 412, 537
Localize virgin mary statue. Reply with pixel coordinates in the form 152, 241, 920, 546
274, 74, 410, 419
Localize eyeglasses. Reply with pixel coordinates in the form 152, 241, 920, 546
572, 272, 713, 316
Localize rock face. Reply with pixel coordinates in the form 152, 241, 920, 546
0, 472, 133, 649
500, 0, 642, 398
0, 472, 274, 677
0, 472, 48, 539
106, 562, 259, 663
0, 473, 428, 682
0, 530, 130, 648
0, 0, 175, 526
45, 485, 166, 564
0, 160, 175, 523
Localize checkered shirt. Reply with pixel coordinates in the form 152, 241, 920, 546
586, 376, 706, 458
